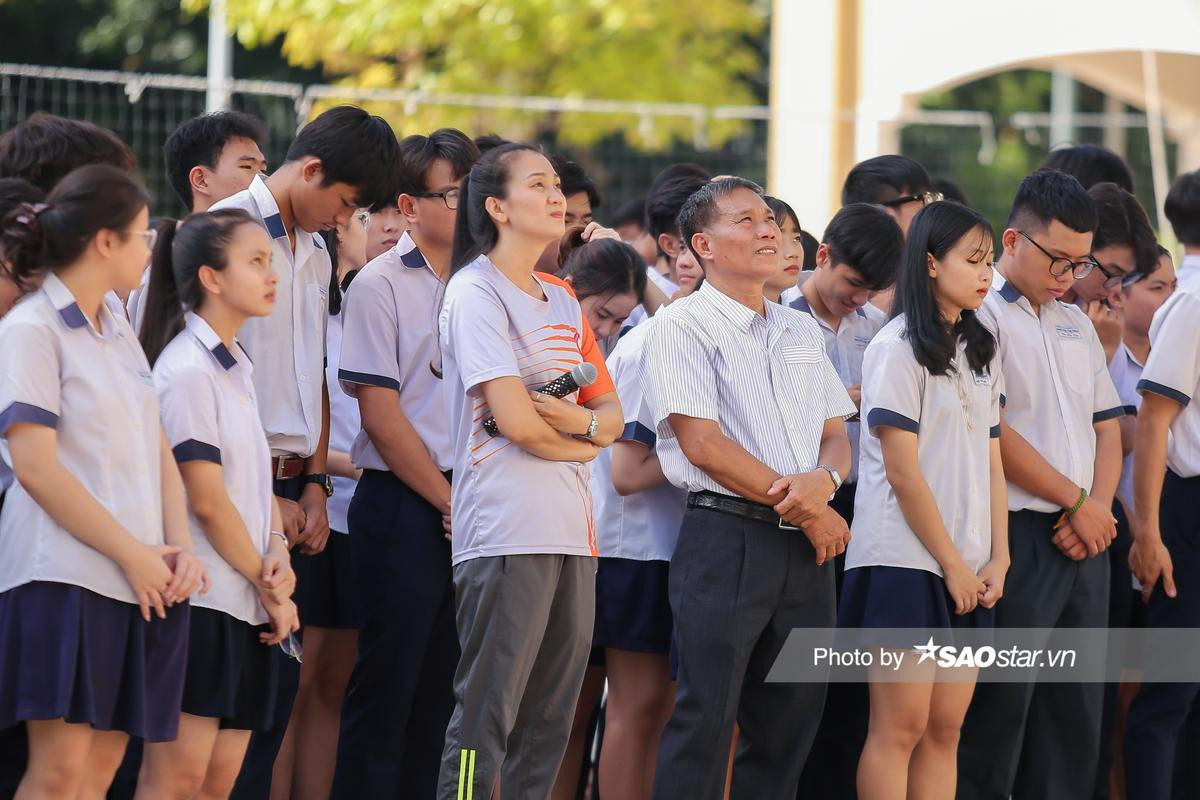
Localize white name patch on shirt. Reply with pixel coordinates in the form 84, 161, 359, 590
1055, 324, 1083, 340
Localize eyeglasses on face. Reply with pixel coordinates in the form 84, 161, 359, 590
881, 190, 944, 208
127, 228, 158, 250
1093, 260, 1138, 290
410, 188, 460, 211
1017, 230, 1100, 280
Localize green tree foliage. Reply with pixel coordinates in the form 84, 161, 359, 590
185, 0, 767, 147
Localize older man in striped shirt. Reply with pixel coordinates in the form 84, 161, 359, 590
644, 177, 855, 800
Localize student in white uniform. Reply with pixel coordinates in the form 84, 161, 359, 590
134, 208, 299, 799
555, 229, 646, 340
334, 128, 479, 799
958, 169, 1124, 800
842, 201, 1007, 800
0, 165, 207, 798
281, 214, 368, 800
1164, 169, 1200, 293
786, 200, 904, 799
1123, 255, 1200, 799
208, 104, 402, 799
436, 143, 623, 800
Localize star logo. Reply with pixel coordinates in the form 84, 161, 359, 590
914, 636, 940, 665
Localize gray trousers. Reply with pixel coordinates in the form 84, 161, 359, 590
957, 509, 1110, 800
436, 554, 595, 800
653, 507, 835, 800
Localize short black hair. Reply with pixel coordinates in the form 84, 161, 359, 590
1089, 182, 1158, 276
932, 176, 969, 206
551, 155, 603, 211
1006, 168, 1098, 234
1165, 169, 1200, 246
163, 111, 267, 211
800, 229, 819, 270
677, 176, 763, 260
0, 112, 135, 193
285, 105, 402, 212
646, 173, 710, 257
841, 155, 931, 206
397, 128, 480, 196
474, 134, 510, 154
1042, 144, 1135, 193
822, 203, 905, 291
610, 195, 645, 229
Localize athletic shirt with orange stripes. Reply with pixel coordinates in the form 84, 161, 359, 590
439, 254, 615, 566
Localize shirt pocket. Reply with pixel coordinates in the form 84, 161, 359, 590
1057, 338, 1093, 396
780, 344, 824, 365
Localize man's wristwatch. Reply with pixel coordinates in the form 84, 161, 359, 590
302, 473, 334, 498
815, 464, 843, 501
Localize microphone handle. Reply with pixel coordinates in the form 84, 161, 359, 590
482, 375, 583, 437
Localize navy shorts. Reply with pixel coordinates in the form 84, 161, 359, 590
592, 557, 673, 654
838, 565, 995, 648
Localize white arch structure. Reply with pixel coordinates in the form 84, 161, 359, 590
769, 0, 1200, 231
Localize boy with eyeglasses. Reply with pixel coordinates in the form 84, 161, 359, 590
957, 169, 1124, 800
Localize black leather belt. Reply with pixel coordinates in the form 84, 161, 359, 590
687, 491, 798, 530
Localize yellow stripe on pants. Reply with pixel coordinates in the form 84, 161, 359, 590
457, 748, 467, 800
457, 748, 477, 800
467, 749, 476, 800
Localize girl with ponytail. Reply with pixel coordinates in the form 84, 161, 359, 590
436, 143, 623, 799
0, 164, 207, 798
135, 209, 299, 799
839, 200, 1007, 799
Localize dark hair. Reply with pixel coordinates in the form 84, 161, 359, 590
821, 203, 904, 290
449, 142, 543, 274
893, 201, 997, 376
646, 174, 710, 257
800, 229, 819, 270
1156, 243, 1171, 258
677, 176, 763, 260
397, 128, 481, 196
285, 106, 402, 212
763, 195, 801, 231
1042, 144, 1135, 193
932, 176, 970, 206
474, 134, 511, 154
1089, 182, 1158, 276
1165, 170, 1200, 246
556, 227, 647, 303
163, 111, 267, 212
610, 195, 645, 230
551, 155, 603, 211
0, 113, 135, 193
0, 164, 148, 292
317, 228, 345, 316
139, 209, 263, 366
841, 155, 931, 206
1006, 168, 1098, 234
0, 178, 46, 223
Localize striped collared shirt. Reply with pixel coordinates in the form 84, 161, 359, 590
644, 280, 855, 497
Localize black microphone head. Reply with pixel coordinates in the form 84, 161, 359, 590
571, 361, 598, 388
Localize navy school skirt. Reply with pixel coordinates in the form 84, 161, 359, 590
839, 565, 995, 649
180, 606, 280, 731
0, 581, 189, 742
592, 557, 674, 655
291, 529, 363, 630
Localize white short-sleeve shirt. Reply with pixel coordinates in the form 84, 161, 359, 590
644, 281, 856, 495
591, 318, 687, 561
1177, 253, 1200, 295
1138, 287, 1200, 478
439, 255, 613, 566
848, 316, 1001, 576
978, 272, 1124, 513
155, 313, 272, 624
325, 307, 359, 533
211, 174, 331, 458
789, 275, 888, 483
1108, 343, 1144, 515
0, 273, 164, 604
338, 232, 453, 473
621, 266, 678, 333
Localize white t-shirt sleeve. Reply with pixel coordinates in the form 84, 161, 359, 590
0, 321, 62, 432
157, 365, 223, 464
644, 313, 719, 436
612, 347, 655, 447
820, 353, 857, 420
863, 339, 923, 436
1086, 323, 1124, 422
338, 277, 401, 396
448, 280, 521, 396
1140, 292, 1200, 407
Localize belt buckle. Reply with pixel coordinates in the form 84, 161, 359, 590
274, 456, 291, 480
778, 517, 799, 531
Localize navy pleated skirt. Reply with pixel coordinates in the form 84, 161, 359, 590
0, 581, 189, 741
180, 606, 280, 731
839, 565, 995, 648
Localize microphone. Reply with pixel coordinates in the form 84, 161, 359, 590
483, 362, 598, 437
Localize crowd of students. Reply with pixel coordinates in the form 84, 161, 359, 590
0, 104, 1196, 800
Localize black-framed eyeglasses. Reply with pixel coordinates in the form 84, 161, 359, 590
1094, 261, 1138, 290
411, 189, 460, 211
881, 190, 944, 208
1017, 230, 1100, 280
